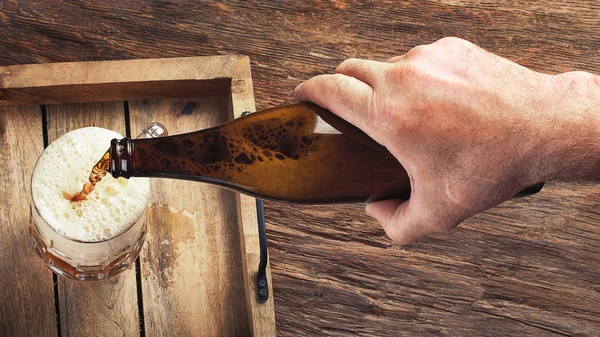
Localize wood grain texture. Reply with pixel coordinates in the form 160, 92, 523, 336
128, 96, 254, 336
1, 1, 600, 336
0, 106, 56, 337
46, 102, 140, 337
265, 185, 600, 336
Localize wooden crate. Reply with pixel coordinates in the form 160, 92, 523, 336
0, 56, 275, 336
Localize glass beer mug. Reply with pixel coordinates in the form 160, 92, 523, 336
29, 123, 167, 281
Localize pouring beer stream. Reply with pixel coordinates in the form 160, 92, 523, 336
66, 123, 168, 202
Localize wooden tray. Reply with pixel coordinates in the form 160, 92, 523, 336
0, 56, 275, 336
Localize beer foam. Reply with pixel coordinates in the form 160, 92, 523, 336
32, 127, 150, 242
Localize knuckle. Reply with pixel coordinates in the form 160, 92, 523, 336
325, 73, 363, 107
569, 71, 596, 85
324, 73, 348, 94
306, 74, 329, 88
434, 37, 483, 65
336, 58, 360, 72
436, 37, 477, 55
335, 60, 349, 73
555, 71, 598, 97
403, 44, 429, 60
436, 36, 468, 47
385, 55, 403, 63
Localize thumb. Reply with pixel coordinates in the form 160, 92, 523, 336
365, 198, 442, 244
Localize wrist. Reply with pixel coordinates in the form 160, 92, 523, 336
536, 71, 600, 182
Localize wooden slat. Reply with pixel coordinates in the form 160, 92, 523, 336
45, 102, 140, 336
128, 96, 253, 336
0, 106, 56, 337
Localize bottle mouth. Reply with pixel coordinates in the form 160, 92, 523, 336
110, 138, 132, 179
109, 122, 168, 179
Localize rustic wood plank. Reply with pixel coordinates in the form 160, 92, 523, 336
265, 184, 600, 336
2, 1, 600, 336
1, 1, 599, 110
128, 96, 253, 336
0, 106, 56, 337
45, 102, 140, 337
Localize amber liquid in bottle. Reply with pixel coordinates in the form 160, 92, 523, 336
108, 103, 543, 204
109, 103, 409, 203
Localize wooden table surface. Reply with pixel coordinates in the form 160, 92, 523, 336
1, 1, 600, 336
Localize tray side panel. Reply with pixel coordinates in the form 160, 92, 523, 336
0, 106, 56, 337
0, 79, 230, 106
46, 102, 140, 337
0, 56, 248, 88
229, 66, 277, 337
128, 97, 251, 336
0, 55, 250, 107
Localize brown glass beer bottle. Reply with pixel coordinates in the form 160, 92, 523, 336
108, 102, 542, 204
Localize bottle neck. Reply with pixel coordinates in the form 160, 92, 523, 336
110, 137, 134, 179
110, 122, 169, 179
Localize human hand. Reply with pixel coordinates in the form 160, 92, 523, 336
294, 37, 600, 244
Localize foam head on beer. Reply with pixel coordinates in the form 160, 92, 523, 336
32, 127, 150, 242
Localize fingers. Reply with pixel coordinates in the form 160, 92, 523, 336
294, 73, 375, 133
335, 58, 386, 86
365, 199, 443, 245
